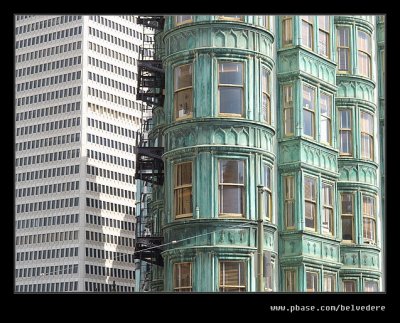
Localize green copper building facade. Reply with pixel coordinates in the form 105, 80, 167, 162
135, 15, 385, 292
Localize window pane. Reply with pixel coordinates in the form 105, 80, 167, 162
219, 62, 243, 85
282, 17, 292, 45
303, 110, 314, 137
301, 20, 313, 48
176, 15, 192, 24
365, 281, 378, 292
342, 217, 353, 240
176, 162, 192, 186
303, 86, 315, 110
174, 262, 192, 291
219, 87, 243, 114
220, 186, 244, 214
318, 16, 329, 30
361, 112, 373, 134
338, 27, 350, 46
341, 193, 353, 214
220, 160, 244, 184
175, 88, 193, 118
306, 272, 318, 292
338, 48, 349, 71
324, 274, 335, 292
305, 177, 316, 200
219, 261, 246, 292
175, 64, 192, 90
175, 187, 192, 215
318, 30, 329, 56
340, 110, 351, 128
343, 280, 356, 292
285, 270, 296, 291
358, 31, 370, 53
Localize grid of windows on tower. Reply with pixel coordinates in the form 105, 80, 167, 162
87, 118, 136, 138
85, 230, 134, 247
86, 181, 135, 199
16, 41, 82, 63
16, 247, 79, 262
16, 214, 79, 229
16, 264, 78, 279
85, 198, 135, 216
15, 102, 81, 121
89, 15, 142, 39
85, 247, 134, 263
85, 264, 135, 280
15, 149, 80, 167
16, 164, 80, 182
86, 149, 134, 168
15, 16, 82, 34
87, 87, 136, 109
88, 102, 143, 124
16, 281, 79, 293
16, 71, 82, 92
16, 133, 81, 151
16, 56, 82, 78
87, 133, 134, 153
15, 26, 83, 49
15, 181, 79, 198
85, 213, 134, 231
88, 56, 137, 78
16, 117, 81, 135
88, 27, 139, 53
16, 197, 79, 214
86, 164, 134, 184
88, 71, 136, 94
85, 281, 133, 292
16, 230, 78, 246
88, 41, 136, 66
16, 87, 82, 106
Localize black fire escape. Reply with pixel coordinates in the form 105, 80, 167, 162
134, 16, 165, 276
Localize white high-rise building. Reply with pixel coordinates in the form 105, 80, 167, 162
15, 15, 146, 292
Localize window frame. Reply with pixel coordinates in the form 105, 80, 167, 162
304, 175, 317, 231
218, 159, 246, 217
284, 175, 295, 229
306, 270, 319, 292
263, 164, 272, 222
322, 182, 334, 235
302, 84, 316, 139
337, 26, 351, 73
323, 272, 336, 292
283, 83, 294, 136
174, 63, 193, 121
360, 111, 374, 161
318, 16, 330, 58
261, 67, 271, 124
362, 194, 376, 244
219, 260, 247, 292
339, 109, 353, 156
341, 193, 354, 243
343, 279, 357, 292
218, 61, 245, 117
320, 91, 332, 145
282, 16, 293, 47
284, 268, 297, 292
173, 262, 193, 292
357, 30, 372, 78
301, 16, 314, 50
174, 161, 193, 219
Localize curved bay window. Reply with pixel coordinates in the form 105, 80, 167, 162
304, 176, 317, 230
320, 92, 332, 145
219, 159, 245, 216
339, 109, 352, 155
362, 195, 376, 244
262, 67, 271, 124
174, 64, 193, 120
219, 261, 246, 292
173, 262, 192, 292
337, 26, 351, 73
174, 162, 192, 219
175, 15, 193, 25
322, 183, 334, 235
318, 16, 330, 58
360, 111, 374, 160
263, 164, 272, 221
218, 62, 244, 116
358, 30, 372, 78
301, 16, 314, 50
303, 84, 315, 138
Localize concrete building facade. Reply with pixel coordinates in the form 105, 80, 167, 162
15, 15, 144, 292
